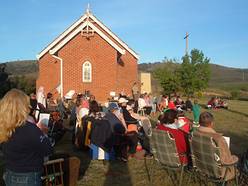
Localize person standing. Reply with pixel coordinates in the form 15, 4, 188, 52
0, 89, 53, 186
192, 100, 201, 125
131, 82, 140, 101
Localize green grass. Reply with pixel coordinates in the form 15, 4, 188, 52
0, 99, 248, 185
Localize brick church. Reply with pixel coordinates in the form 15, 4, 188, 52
36, 8, 139, 101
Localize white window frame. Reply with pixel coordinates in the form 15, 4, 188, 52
82, 61, 92, 83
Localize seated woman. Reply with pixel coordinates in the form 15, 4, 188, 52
0, 89, 53, 186
119, 98, 140, 159
156, 109, 190, 164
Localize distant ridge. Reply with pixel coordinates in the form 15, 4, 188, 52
138, 62, 248, 85
3, 60, 248, 97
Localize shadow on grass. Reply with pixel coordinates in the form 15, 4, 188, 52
103, 160, 133, 186
54, 131, 92, 179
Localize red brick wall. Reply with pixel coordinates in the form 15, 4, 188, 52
36, 54, 60, 96
37, 27, 138, 102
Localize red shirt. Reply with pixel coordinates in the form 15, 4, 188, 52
168, 101, 176, 110
156, 124, 189, 164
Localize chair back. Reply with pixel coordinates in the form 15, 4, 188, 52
151, 129, 181, 168
190, 131, 222, 178
42, 158, 64, 186
140, 118, 152, 136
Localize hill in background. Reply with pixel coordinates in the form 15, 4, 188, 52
5, 60, 38, 77
3, 60, 248, 98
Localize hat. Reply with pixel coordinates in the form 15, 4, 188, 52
64, 90, 75, 99
108, 102, 119, 110
118, 97, 128, 104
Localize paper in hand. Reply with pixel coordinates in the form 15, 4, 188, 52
38, 113, 50, 126
223, 136, 230, 148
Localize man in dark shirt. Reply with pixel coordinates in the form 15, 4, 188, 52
105, 102, 127, 161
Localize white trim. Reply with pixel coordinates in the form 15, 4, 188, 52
37, 14, 87, 59
82, 61, 92, 82
50, 54, 63, 98
49, 21, 125, 55
90, 14, 139, 59
37, 13, 139, 60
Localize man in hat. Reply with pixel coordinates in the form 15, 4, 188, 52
105, 102, 127, 161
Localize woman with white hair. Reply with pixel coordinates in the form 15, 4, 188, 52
0, 89, 53, 186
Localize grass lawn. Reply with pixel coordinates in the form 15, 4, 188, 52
0, 99, 247, 185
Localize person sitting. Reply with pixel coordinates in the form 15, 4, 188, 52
168, 98, 176, 110
185, 98, 193, 111
158, 95, 168, 113
74, 97, 89, 148
0, 89, 53, 186
138, 94, 147, 115
48, 111, 66, 144
156, 109, 190, 164
89, 100, 105, 119
194, 112, 238, 180
207, 97, 215, 109
143, 93, 152, 115
119, 98, 140, 159
46, 92, 58, 112
105, 103, 127, 161
192, 99, 201, 125
177, 110, 191, 134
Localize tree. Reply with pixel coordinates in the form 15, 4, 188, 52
179, 49, 210, 96
0, 63, 11, 98
153, 59, 181, 95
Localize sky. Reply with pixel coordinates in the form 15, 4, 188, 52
0, 0, 247, 68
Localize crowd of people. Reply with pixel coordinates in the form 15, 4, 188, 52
206, 96, 229, 109
0, 86, 239, 185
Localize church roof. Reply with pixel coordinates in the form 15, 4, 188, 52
37, 10, 139, 60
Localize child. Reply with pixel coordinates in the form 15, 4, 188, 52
192, 100, 201, 125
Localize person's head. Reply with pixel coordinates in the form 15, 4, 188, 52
76, 98, 82, 107
194, 99, 198, 104
162, 109, 178, 124
30, 92, 36, 100
89, 100, 100, 114
89, 95, 95, 101
0, 89, 30, 142
47, 92, 53, 99
126, 105, 133, 113
199, 112, 214, 127
108, 102, 119, 113
118, 97, 128, 107
37, 86, 44, 93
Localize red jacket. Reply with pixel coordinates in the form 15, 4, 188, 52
156, 124, 189, 164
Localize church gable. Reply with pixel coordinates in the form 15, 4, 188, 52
37, 9, 139, 60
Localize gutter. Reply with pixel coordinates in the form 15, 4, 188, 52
50, 52, 63, 98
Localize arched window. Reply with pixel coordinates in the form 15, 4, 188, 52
82, 61, 92, 82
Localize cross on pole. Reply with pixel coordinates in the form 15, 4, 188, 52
184, 32, 189, 55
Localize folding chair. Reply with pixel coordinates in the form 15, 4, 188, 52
190, 132, 239, 186
149, 129, 187, 186
42, 158, 64, 186
139, 117, 152, 137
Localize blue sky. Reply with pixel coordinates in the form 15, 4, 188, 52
0, 0, 247, 68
